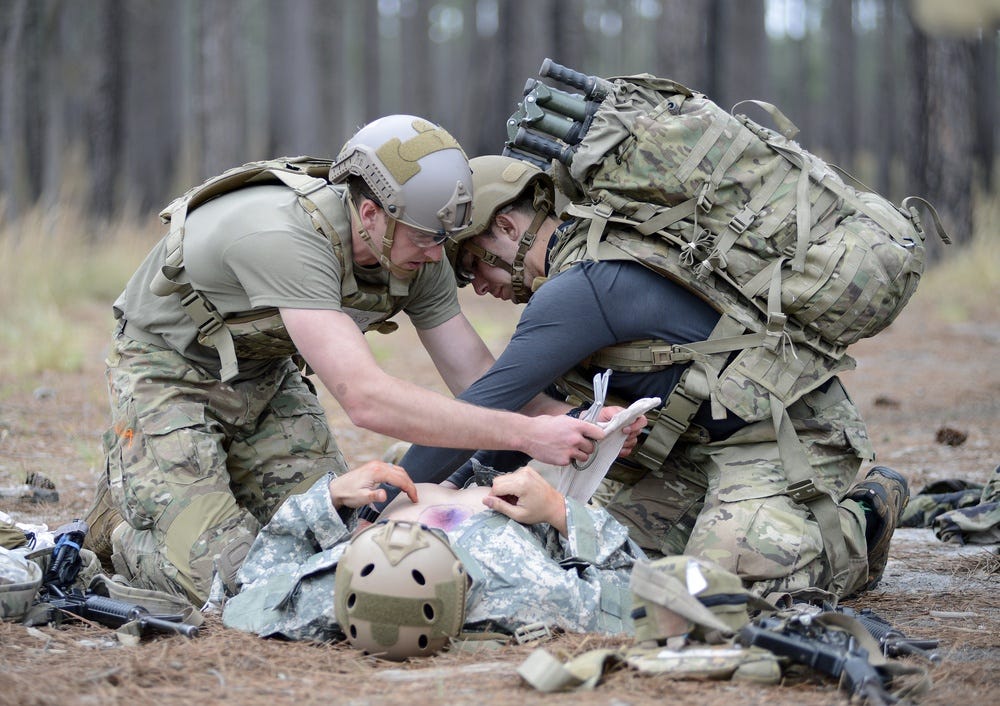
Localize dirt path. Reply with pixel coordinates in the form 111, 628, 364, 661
0, 291, 997, 706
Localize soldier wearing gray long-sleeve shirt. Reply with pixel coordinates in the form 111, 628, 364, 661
391, 156, 911, 602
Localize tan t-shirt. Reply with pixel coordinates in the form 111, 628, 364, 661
114, 184, 460, 379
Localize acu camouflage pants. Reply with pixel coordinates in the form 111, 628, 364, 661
103, 334, 346, 606
605, 378, 872, 599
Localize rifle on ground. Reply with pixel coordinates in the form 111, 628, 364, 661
739, 612, 907, 706
836, 606, 940, 663
35, 519, 198, 639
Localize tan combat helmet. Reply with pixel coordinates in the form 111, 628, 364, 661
449, 155, 554, 303
330, 115, 473, 281
334, 520, 468, 661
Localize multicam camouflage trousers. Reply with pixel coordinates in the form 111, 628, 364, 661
102, 334, 346, 606
605, 378, 872, 599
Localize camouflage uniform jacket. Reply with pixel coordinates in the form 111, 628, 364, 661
221, 476, 644, 641
901, 466, 1000, 545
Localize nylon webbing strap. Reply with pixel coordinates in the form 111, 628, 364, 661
292, 178, 361, 297
706, 158, 792, 274
586, 339, 670, 371
733, 99, 800, 140
763, 257, 789, 352
179, 289, 239, 381
676, 118, 728, 182
597, 577, 629, 633
584, 202, 614, 261
593, 316, 749, 476
902, 195, 952, 244
565, 498, 599, 564
635, 198, 698, 236
517, 647, 620, 692
770, 394, 849, 594
149, 211, 188, 298
589, 331, 768, 372
562, 202, 693, 258
700, 129, 755, 209
633, 367, 701, 474
764, 142, 813, 273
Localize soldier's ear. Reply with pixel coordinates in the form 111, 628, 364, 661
358, 198, 384, 229
493, 212, 520, 243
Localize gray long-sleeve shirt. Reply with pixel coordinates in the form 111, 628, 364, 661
397, 259, 748, 493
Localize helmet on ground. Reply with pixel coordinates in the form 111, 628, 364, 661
330, 114, 473, 239
630, 555, 776, 645
334, 520, 467, 661
0, 548, 42, 622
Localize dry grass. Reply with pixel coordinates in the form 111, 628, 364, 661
918, 190, 1000, 323
0, 206, 158, 379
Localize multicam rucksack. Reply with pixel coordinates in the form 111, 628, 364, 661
509, 59, 950, 361
507, 59, 953, 429
505, 59, 951, 593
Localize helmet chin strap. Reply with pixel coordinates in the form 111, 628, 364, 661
350, 199, 417, 283
462, 207, 549, 304
509, 207, 549, 304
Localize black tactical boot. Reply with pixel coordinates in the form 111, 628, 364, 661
848, 466, 910, 593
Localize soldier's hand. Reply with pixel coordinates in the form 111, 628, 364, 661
482, 466, 568, 535
328, 460, 418, 509
597, 406, 648, 457
526, 415, 603, 466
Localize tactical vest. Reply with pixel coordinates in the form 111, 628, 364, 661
150, 157, 406, 382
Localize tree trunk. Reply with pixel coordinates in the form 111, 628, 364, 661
549, 0, 584, 72
826, 0, 857, 170
876, 0, 898, 198
909, 26, 977, 256
974, 33, 997, 191
280, 0, 323, 155
363, 0, 381, 123
120, 0, 180, 213
199, 0, 243, 177
1, 0, 31, 222
241, 0, 269, 161
713, 0, 767, 110
401, 0, 433, 123
87, 0, 125, 222
657, 0, 712, 90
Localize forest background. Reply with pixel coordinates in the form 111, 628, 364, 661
0, 4, 999, 704
0, 0, 998, 379
2, 0, 998, 235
